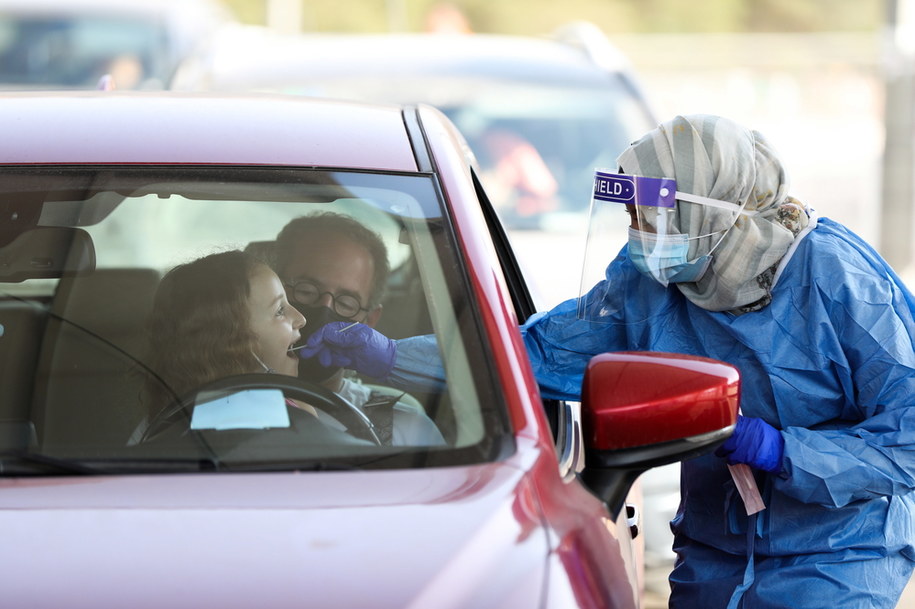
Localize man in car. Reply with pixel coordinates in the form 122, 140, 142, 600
270, 212, 444, 447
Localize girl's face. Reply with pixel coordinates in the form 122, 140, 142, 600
247, 264, 306, 377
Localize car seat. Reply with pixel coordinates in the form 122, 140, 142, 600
33, 268, 160, 455
0, 300, 46, 452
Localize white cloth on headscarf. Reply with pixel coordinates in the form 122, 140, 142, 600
617, 114, 808, 313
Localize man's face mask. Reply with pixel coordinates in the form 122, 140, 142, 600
593, 171, 755, 287
295, 305, 352, 382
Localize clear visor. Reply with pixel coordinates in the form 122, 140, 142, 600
577, 170, 755, 322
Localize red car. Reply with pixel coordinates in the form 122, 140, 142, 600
0, 92, 737, 608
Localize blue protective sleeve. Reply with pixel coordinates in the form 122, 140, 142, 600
520, 304, 594, 401
520, 254, 639, 401
389, 305, 606, 402
387, 334, 447, 392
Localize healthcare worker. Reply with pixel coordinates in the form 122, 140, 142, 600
298, 114, 915, 608
522, 114, 915, 608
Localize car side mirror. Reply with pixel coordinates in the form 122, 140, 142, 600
578, 351, 739, 517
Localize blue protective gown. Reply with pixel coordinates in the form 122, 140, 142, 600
521, 217, 915, 608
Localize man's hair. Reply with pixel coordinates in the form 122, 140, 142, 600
275, 212, 390, 307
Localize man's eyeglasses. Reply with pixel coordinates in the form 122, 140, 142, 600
284, 280, 368, 319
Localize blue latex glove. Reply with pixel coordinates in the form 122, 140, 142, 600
715, 415, 785, 473
296, 322, 396, 379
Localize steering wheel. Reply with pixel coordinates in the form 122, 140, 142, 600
142, 373, 382, 446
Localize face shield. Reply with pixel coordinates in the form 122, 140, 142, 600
578, 170, 757, 321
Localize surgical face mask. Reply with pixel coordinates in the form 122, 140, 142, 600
627, 228, 713, 286
295, 305, 352, 382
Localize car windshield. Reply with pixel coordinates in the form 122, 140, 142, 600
0, 166, 512, 474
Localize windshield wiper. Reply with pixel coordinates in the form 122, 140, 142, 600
0, 453, 229, 475
0, 452, 103, 475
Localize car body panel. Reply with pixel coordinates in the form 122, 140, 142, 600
0, 459, 544, 609
0, 92, 418, 171
0, 436, 637, 609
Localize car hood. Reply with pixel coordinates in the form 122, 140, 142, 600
0, 461, 550, 609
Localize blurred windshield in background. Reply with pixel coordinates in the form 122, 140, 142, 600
0, 0, 233, 89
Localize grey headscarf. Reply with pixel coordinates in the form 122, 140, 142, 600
617, 114, 808, 313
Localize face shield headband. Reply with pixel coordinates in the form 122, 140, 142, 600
594, 171, 757, 286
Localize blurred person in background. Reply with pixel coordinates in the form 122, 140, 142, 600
477, 128, 560, 220
423, 2, 472, 34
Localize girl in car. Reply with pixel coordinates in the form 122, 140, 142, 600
142, 250, 304, 403
132, 249, 318, 442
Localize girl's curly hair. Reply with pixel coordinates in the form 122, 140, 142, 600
143, 250, 264, 415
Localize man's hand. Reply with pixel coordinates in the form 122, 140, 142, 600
296, 322, 396, 379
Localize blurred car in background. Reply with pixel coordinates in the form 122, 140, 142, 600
0, 90, 738, 607
0, 0, 232, 90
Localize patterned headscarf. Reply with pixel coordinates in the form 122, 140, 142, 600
617, 114, 808, 314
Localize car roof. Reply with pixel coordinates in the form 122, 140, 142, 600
0, 91, 419, 171
176, 29, 637, 91
0, 0, 225, 18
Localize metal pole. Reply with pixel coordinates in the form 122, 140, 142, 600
880, 0, 915, 274
266, 0, 303, 34
386, 0, 408, 32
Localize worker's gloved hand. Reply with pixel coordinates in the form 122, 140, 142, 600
715, 415, 785, 474
296, 322, 396, 379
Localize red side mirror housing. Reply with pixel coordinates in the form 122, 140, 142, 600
579, 351, 739, 515
583, 351, 739, 451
